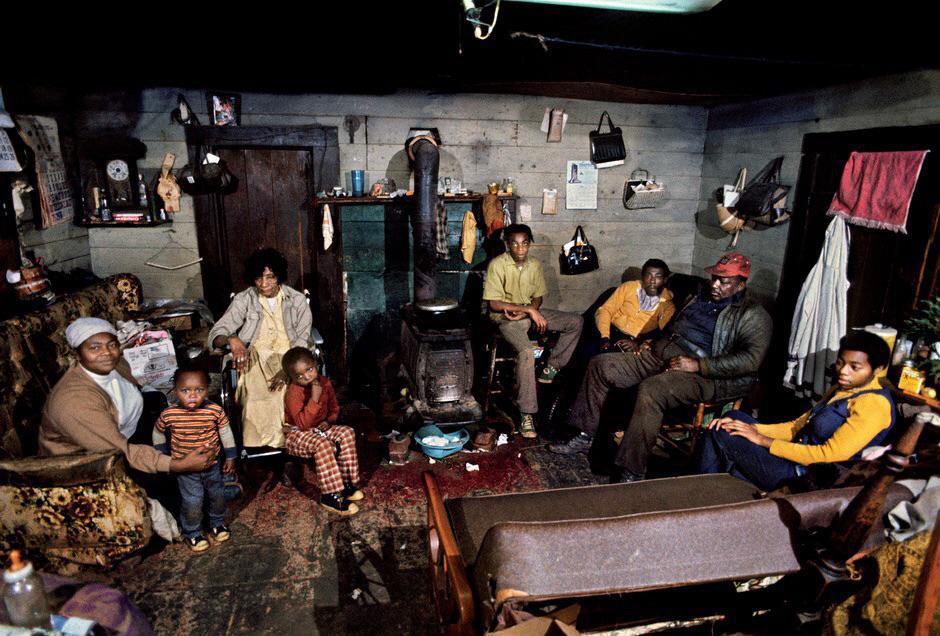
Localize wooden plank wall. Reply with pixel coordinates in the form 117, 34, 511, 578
692, 70, 940, 306
3, 86, 92, 272
12, 70, 940, 311
63, 89, 707, 308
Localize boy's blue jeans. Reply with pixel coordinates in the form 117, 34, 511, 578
696, 410, 799, 491
177, 465, 226, 539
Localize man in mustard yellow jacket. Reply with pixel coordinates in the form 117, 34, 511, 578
594, 259, 674, 353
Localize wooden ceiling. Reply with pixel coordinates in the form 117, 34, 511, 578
4, 0, 938, 105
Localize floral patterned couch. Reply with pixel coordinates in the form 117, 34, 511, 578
0, 274, 153, 570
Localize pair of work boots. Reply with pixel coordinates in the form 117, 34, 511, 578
320, 482, 364, 516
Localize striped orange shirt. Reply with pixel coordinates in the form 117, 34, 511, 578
155, 403, 230, 460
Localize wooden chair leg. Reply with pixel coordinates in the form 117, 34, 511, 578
689, 402, 707, 453
673, 398, 745, 458
483, 337, 499, 415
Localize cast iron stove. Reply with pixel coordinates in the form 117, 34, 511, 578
400, 298, 483, 429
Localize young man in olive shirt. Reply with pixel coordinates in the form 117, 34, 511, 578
483, 224, 583, 438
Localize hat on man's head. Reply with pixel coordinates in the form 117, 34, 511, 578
65, 317, 117, 348
705, 252, 751, 279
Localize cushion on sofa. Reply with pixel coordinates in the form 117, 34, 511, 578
0, 450, 153, 567
0, 274, 142, 459
445, 473, 759, 567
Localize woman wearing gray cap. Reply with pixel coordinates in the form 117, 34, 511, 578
39, 317, 214, 474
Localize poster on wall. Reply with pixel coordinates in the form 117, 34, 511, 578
15, 115, 74, 227
565, 160, 597, 210
0, 130, 22, 172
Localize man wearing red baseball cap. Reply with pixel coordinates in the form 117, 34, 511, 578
704, 252, 751, 279
551, 252, 772, 483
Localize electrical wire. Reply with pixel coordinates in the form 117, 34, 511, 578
470, 0, 501, 40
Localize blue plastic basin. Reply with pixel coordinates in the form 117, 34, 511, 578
415, 424, 470, 459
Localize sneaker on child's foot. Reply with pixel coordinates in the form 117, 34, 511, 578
518, 413, 538, 439
185, 535, 210, 552
209, 524, 231, 543
342, 482, 364, 502
537, 365, 559, 384
320, 493, 359, 516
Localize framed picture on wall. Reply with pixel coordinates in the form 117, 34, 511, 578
207, 92, 240, 127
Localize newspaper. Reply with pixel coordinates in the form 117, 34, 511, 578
565, 160, 597, 210
123, 339, 178, 389
15, 115, 74, 226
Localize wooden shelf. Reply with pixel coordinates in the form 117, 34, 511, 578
900, 389, 940, 410
314, 194, 517, 205
78, 219, 173, 228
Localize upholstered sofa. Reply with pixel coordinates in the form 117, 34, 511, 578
425, 472, 914, 634
0, 274, 153, 570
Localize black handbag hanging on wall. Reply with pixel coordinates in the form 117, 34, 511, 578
589, 111, 626, 168
735, 156, 789, 218
178, 145, 238, 195
560, 226, 600, 275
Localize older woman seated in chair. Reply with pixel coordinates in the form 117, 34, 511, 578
698, 331, 895, 492
208, 248, 313, 449
39, 317, 215, 475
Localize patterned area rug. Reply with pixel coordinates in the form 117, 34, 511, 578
95, 411, 555, 635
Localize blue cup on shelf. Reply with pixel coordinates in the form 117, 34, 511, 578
350, 170, 365, 197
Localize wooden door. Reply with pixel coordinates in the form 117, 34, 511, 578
769, 124, 940, 394
187, 125, 342, 378
213, 147, 312, 296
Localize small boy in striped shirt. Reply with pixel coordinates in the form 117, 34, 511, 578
153, 368, 237, 552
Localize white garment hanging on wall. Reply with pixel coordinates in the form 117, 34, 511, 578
784, 215, 850, 398
322, 204, 334, 251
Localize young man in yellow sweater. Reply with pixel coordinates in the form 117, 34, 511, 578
697, 330, 895, 491
594, 259, 675, 354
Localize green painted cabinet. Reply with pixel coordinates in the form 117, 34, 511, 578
315, 195, 516, 380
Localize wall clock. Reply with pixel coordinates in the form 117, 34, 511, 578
105, 159, 133, 207
84, 137, 148, 212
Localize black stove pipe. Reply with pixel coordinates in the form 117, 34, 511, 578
407, 129, 441, 301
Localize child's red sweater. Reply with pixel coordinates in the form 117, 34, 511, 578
284, 377, 339, 431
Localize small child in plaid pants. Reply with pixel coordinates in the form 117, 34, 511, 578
282, 347, 363, 515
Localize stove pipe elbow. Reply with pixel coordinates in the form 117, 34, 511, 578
406, 128, 442, 302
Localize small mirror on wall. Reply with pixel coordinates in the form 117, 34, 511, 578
206, 92, 240, 127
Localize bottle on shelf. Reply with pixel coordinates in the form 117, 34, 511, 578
151, 174, 168, 221
90, 186, 102, 221
99, 188, 112, 222
2, 550, 51, 629
138, 173, 149, 208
